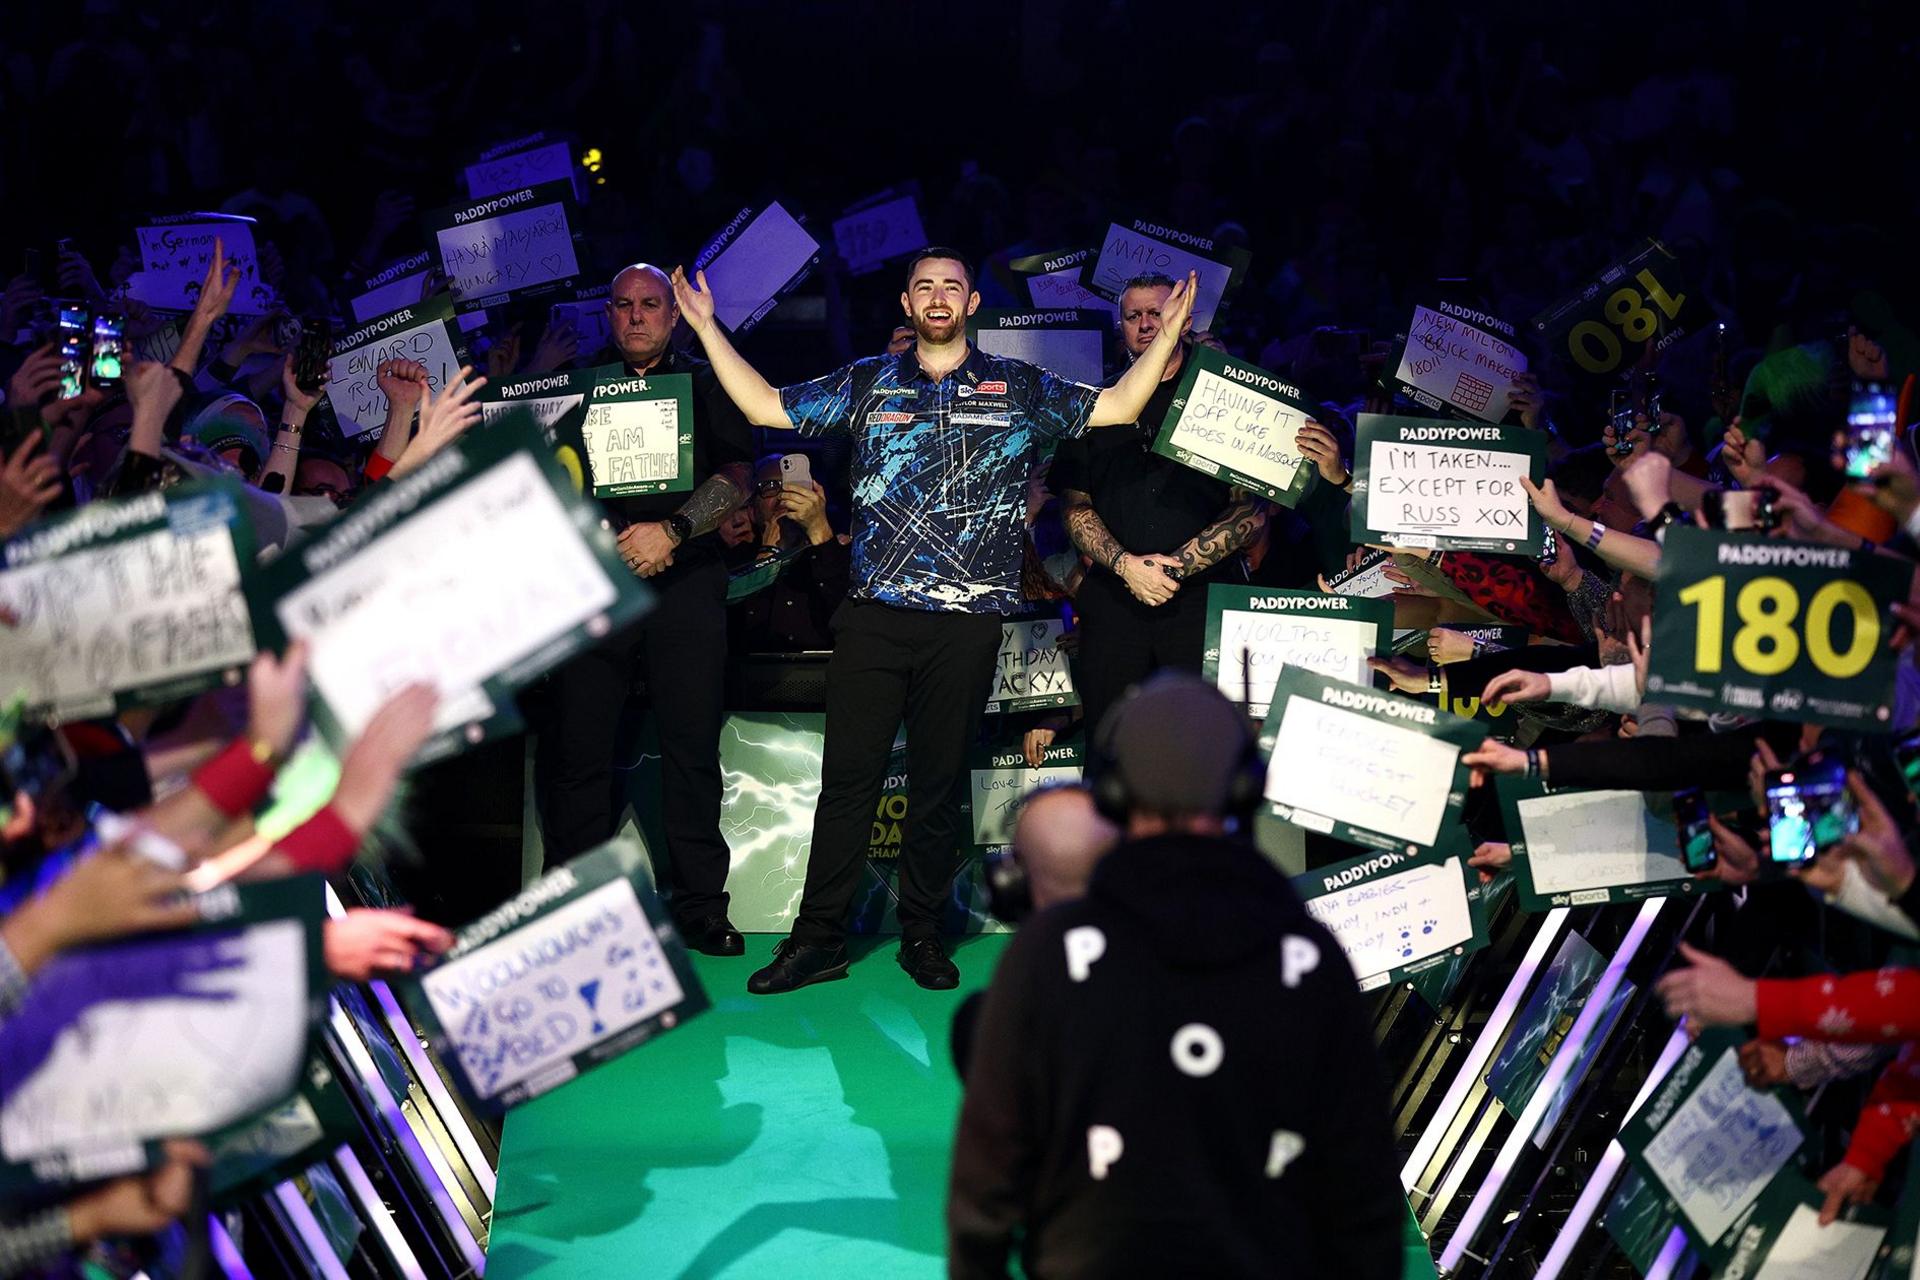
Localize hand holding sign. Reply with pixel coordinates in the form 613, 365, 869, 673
1292, 419, 1348, 487
66, 1141, 210, 1245
323, 909, 453, 981
390, 366, 488, 480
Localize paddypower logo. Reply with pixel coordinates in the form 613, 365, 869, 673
1248, 595, 1351, 611
1132, 219, 1213, 251
1219, 363, 1304, 399
1318, 686, 1438, 724
453, 188, 538, 223
1321, 852, 1405, 891
593, 379, 650, 397
1393, 425, 1504, 442
1435, 300, 1517, 337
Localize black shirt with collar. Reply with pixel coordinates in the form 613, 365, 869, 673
1048, 345, 1236, 558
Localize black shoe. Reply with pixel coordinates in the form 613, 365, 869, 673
747, 938, 850, 994
680, 914, 745, 957
898, 936, 959, 990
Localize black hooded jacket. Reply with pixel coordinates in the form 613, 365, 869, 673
948, 833, 1405, 1279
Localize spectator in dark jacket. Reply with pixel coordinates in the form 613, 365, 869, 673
947, 672, 1405, 1279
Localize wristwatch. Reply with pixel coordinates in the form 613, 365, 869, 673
1651, 502, 1687, 533
665, 513, 694, 545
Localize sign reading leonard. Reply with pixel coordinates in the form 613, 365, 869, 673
1351, 414, 1548, 555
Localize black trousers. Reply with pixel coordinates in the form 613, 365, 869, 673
793, 600, 1003, 946
536, 555, 731, 922
1072, 570, 1213, 753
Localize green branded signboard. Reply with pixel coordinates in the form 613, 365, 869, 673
1647, 527, 1907, 730
1351, 414, 1548, 555
580, 371, 697, 496
0, 478, 257, 721
968, 737, 1085, 851
1292, 847, 1490, 992
1201, 584, 1392, 719
1259, 666, 1481, 857
246, 411, 651, 763
1151, 344, 1318, 507
1530, 238, 1708, 383
985, 617, 1080, 714
1499, 781, 1725, 910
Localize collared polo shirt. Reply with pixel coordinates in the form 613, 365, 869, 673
779, 345, 1098, 614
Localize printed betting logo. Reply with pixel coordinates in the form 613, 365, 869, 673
1451, 370, 1496, 414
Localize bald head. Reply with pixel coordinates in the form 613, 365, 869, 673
1013, 787, 1120, 912
606, 263, 679, 368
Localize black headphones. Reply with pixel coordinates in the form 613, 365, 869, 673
1087, 682, 1268, 828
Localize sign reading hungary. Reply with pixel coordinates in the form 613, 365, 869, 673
1351, 414, 1549, 555
1647, 527, 1908, 729
1152, 345, 1319, 506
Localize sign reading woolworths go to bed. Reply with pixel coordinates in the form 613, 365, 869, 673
1152, 346, 1319, 506
1647, 527, 1909, 730
1351, 414, 1548, 555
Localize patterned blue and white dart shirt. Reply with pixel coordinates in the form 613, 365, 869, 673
779, 345, 1098, 614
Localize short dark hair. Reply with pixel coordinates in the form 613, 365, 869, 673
904, 247, 974, 292
1121, 272, 1179, 294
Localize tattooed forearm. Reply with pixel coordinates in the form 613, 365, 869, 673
1176, 490, 1268, 576
1062, 489, 1128, 571
676, 463, 752, 536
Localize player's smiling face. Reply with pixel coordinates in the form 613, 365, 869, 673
901, 258, 978, 345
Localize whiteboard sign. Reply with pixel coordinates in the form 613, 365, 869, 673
1295, 852, 1481, 991
694, 202, 821, 334
1203, 586, 1391, 718
128, 214, 274, 315
985, 617, 1079, 714
325, 295, 468, 439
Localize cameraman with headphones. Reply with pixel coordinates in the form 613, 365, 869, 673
947, 672, 1404, 1279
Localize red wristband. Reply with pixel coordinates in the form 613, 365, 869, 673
273, 805, 362, 875
364, 452, 395, 481
192, 737, 279, 818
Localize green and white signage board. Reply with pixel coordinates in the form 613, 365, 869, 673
985, 617, 1079, 714
325, 293, 471, 439
1291, 846, 1489, 992
1351, 414, 1549, 554
0, 479, 256, 721
1152, 344, 1318, 506
968, 309, 1107, 386
1618, 1028, 1806, 1254
1005, 246, 1116, 317
1259, 667, 1480, 856
1710, 1170, 1887, 1279
1647, 527, 1907, 730
580, 371, 696, 496
969, 738, 1085, 851
1392, 300, 1529, 423
1500, 782, 1725, 910
401, 839, 707, 1111
1202, 585, 1392, 719
480, 363, 617, 451
246, 414, 652, 763
0, 875, 328, 1197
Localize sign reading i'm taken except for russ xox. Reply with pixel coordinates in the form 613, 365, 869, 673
0, 875, 328, 1197
0, 480, 257, 721
967, 310, 1107, 386
1530, 239, 1709, 382
579, 371, 696, 497
325, 294, 471, 440
1201, 585, 1392, 719
429, 180, 585, 314
1290, 846, 1488, 992
401, 839, 708, 1110
968, 737, 1085, 851
244, 414, 652, 762
1350, 414, 1549, 554
1647, 527, 1909, 730
1079, 217, 1251, 333
1392, 300, 1529, 423
1152, 345, 1319, 506
694, 201, 822, 334
1258, 667, 1480, 857
1498, 780, 1725, 910
984, 617, 1079, 714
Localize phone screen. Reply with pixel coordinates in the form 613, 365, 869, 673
1765, 760, 1857, 863
89, 312, 125, 389
1674, 789, 1715, 872
1845, 383, 1898, 479
55, 305, 89, 399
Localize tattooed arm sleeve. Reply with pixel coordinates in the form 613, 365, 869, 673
1062, 488, 1127, 571
675, 462, 752, 537
1174, 488, 1269, 577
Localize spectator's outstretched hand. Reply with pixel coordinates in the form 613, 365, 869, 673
1831, 770, 1916, 898
247, 640, 310, 760
331, 683, 439, 833
0, 434, 62, 537
324, 908, 454, 980
1481, 669, 1550, 705
7, 343, 61, 411
671, 266, 717, 335
1654, 942, 1757, 1030
390, 366, 486, 479
67, 1141, 210, 1244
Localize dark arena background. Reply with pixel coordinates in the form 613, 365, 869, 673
1, 1, 1918, 1278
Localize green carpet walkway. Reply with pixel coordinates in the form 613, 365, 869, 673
487, 934, 1436, 1279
